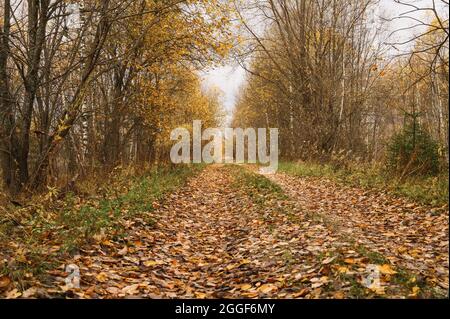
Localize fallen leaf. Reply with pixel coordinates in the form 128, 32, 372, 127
143, 260, 163, 267
257, 283, 278, 294
311, 282, 324, 289
5, 288, 22, 299
226, 264, 236, 271
241, 291, 259, 298
22, 287, 37, 298
333, 291, 345, 299
118, 246, 128, 256
292, 288, 309, 298
378, 264, 397, 275
194, 292, 207, 298
106, 287, 120, 294
322, 256, 337, 265
96, 272, 108, 282
121, 284, 139, 295
369, 285, 385, 295
240, 283, 252, 291
409, 286, 420, 297
336, 266, 349, 274
101, 240, 114, 247
0, 276, 11, 289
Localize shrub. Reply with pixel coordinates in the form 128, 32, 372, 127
387, 123, 440, 176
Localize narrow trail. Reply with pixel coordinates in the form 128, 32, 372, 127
50, 165, 448, 299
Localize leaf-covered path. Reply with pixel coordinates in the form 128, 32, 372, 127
33, 165, 448, 298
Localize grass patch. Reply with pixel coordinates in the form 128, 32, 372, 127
229, 165, 286, 206
355, 245, 389, 265
278, 161, 448, 206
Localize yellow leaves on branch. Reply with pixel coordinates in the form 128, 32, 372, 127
115, 0, 235, 147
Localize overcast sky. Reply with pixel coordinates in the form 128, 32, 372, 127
200, 0, 448, 121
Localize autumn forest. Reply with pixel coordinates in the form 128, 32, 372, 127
0, 0, 449, 301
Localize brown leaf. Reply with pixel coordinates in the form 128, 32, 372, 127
194, 291, 207, 299
117, 246, 128, 256
240, 283, 252, 291
22, 287, 37, 298
0, 276, 11, 289
378, 264, 397, 275
121, 284, 139, 295
96, 272, 108, 283
292, 288, 309, 298
257, 283, 278, 294
106, 287, 120, 294
5, 288, 21, 299
322, 256, 337, 265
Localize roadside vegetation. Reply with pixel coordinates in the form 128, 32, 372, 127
0, 165, 204, 290
278, 161, 448, 207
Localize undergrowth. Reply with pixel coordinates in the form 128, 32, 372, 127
278, 162, 448, 207
0, 164, 204, 286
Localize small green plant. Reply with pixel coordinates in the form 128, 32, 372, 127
387, 123, 440, 177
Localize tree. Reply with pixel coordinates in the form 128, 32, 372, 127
0, 0, 235, 194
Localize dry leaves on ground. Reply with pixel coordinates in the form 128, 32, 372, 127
1, 165, 448, 299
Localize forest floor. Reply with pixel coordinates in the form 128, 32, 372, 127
0, 164, 448, 299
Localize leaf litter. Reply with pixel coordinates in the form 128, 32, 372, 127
1, 165, 448, 298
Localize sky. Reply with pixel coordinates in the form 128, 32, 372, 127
200, 0, 448, 121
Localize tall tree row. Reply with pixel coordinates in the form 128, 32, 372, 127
0, 0, 234, 194
232, 0, 449, 168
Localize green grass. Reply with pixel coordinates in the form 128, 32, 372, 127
278, 161, 449, 206
355, 245, 389, 265
279, 162, 335, 178
229, 165, 286, 205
